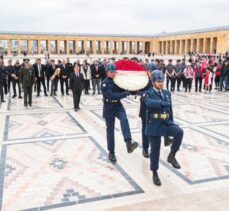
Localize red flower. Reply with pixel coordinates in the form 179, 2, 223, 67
115, 60, 146, 71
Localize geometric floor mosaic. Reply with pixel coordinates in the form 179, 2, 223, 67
4, 112, 86, 141
86, 92, 229, 185
0, 88, 229, 210
0, 137, 142, 210
7, 96, 62, 111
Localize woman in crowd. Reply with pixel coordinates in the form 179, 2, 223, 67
81, 59, 91, 95
214, 61, 222, 90
183, 63, 194, 92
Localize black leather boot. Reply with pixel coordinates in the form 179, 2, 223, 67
167, 150, 181, 169
164, 136, 173, 147
142, 149, 149, 158
108, 152, 117, 163
153, 171, 161, 186
126, 140, 138, 153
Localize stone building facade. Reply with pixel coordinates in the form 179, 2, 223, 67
0, 26, 229, 55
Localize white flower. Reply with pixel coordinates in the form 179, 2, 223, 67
114, 71, 148, 91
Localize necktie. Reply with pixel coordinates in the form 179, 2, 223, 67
158, 91, 163, 100
39, 64, 41, 77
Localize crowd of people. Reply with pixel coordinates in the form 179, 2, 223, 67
0, 53, 229, 107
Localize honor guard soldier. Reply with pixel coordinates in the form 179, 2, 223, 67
139, 62, 156, 158
139, 63, 172, 158
101, 63, 138, 163
142, 70, 183, 186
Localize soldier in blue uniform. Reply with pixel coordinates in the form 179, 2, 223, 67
142, 70, 183, 186
101, 63, 138, 163
139, 62, 156, 158
139, 63, 172, 158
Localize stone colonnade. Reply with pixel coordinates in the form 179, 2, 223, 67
0, 36, 152, 55
158, 37, 218, 55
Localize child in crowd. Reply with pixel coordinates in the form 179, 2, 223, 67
204, 67, 213, 93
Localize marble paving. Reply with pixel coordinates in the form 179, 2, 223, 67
0, 88, 229, 211
1, 137, 142, 211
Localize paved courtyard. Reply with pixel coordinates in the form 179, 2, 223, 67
0, 89, 229, 211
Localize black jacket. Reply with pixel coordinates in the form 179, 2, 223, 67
220, 64, 229, 77
91, 64, 103, 79
0, 66, 9, 82
47, 65, 57, 77
33, 63, 46, 78
12, 65, 21, 81
70, 72, 84, 91
60, 65, 69, 78
66, 63, 73, 75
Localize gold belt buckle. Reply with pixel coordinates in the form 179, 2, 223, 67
161, 113, 168, 119
161, 114, 166, 119
153, 114, 158, 118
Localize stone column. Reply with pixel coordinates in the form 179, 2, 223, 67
47, 40, 51, 54
101, 41, 105, 54
167, 41, 170, 54
176, 40, 179, 55
126, 41, 129, 54
203, 37, 206, 53
134, 41, 138, 54
180, 40, 182, 54
74, 40, 78, 54
184, 40, 188, 54
17, 39, 21, 54
190, 39, 193, 53
27, 39, 31, 54
169, 40, 173, 54
7, 39, 11, 54
142, 41, 145, 54
165, 41, 167, 54
170, 41, 173, 54
66, 40, 69, 54
119, 41, 122, 54
209, 37, 213, 53
56, 40, 60, 54
83, 40, 87, 54
110, 40, 113, 54
160, 41, 163, 54
196, 39, 199, 53
37, 40, 41, 54
93, 40, 96, 54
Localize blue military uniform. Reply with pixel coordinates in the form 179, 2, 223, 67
142, 70, 183, 186
139, 80, 151, 155
139, 62, 157, 157
101, 63, 138, 162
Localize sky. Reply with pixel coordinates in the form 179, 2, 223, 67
0, 0, 229, 35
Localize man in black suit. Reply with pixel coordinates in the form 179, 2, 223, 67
100, 59, 107, 81
0, 59, 6, 102
12, 60, 22, 98
90, 60, 102, 95
60, 59, 69, 95
34, 58, 48, 96
70, 64, 84, 111
5, 59, 14, 94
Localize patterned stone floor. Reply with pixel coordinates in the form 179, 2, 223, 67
0, 88, 229, 211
